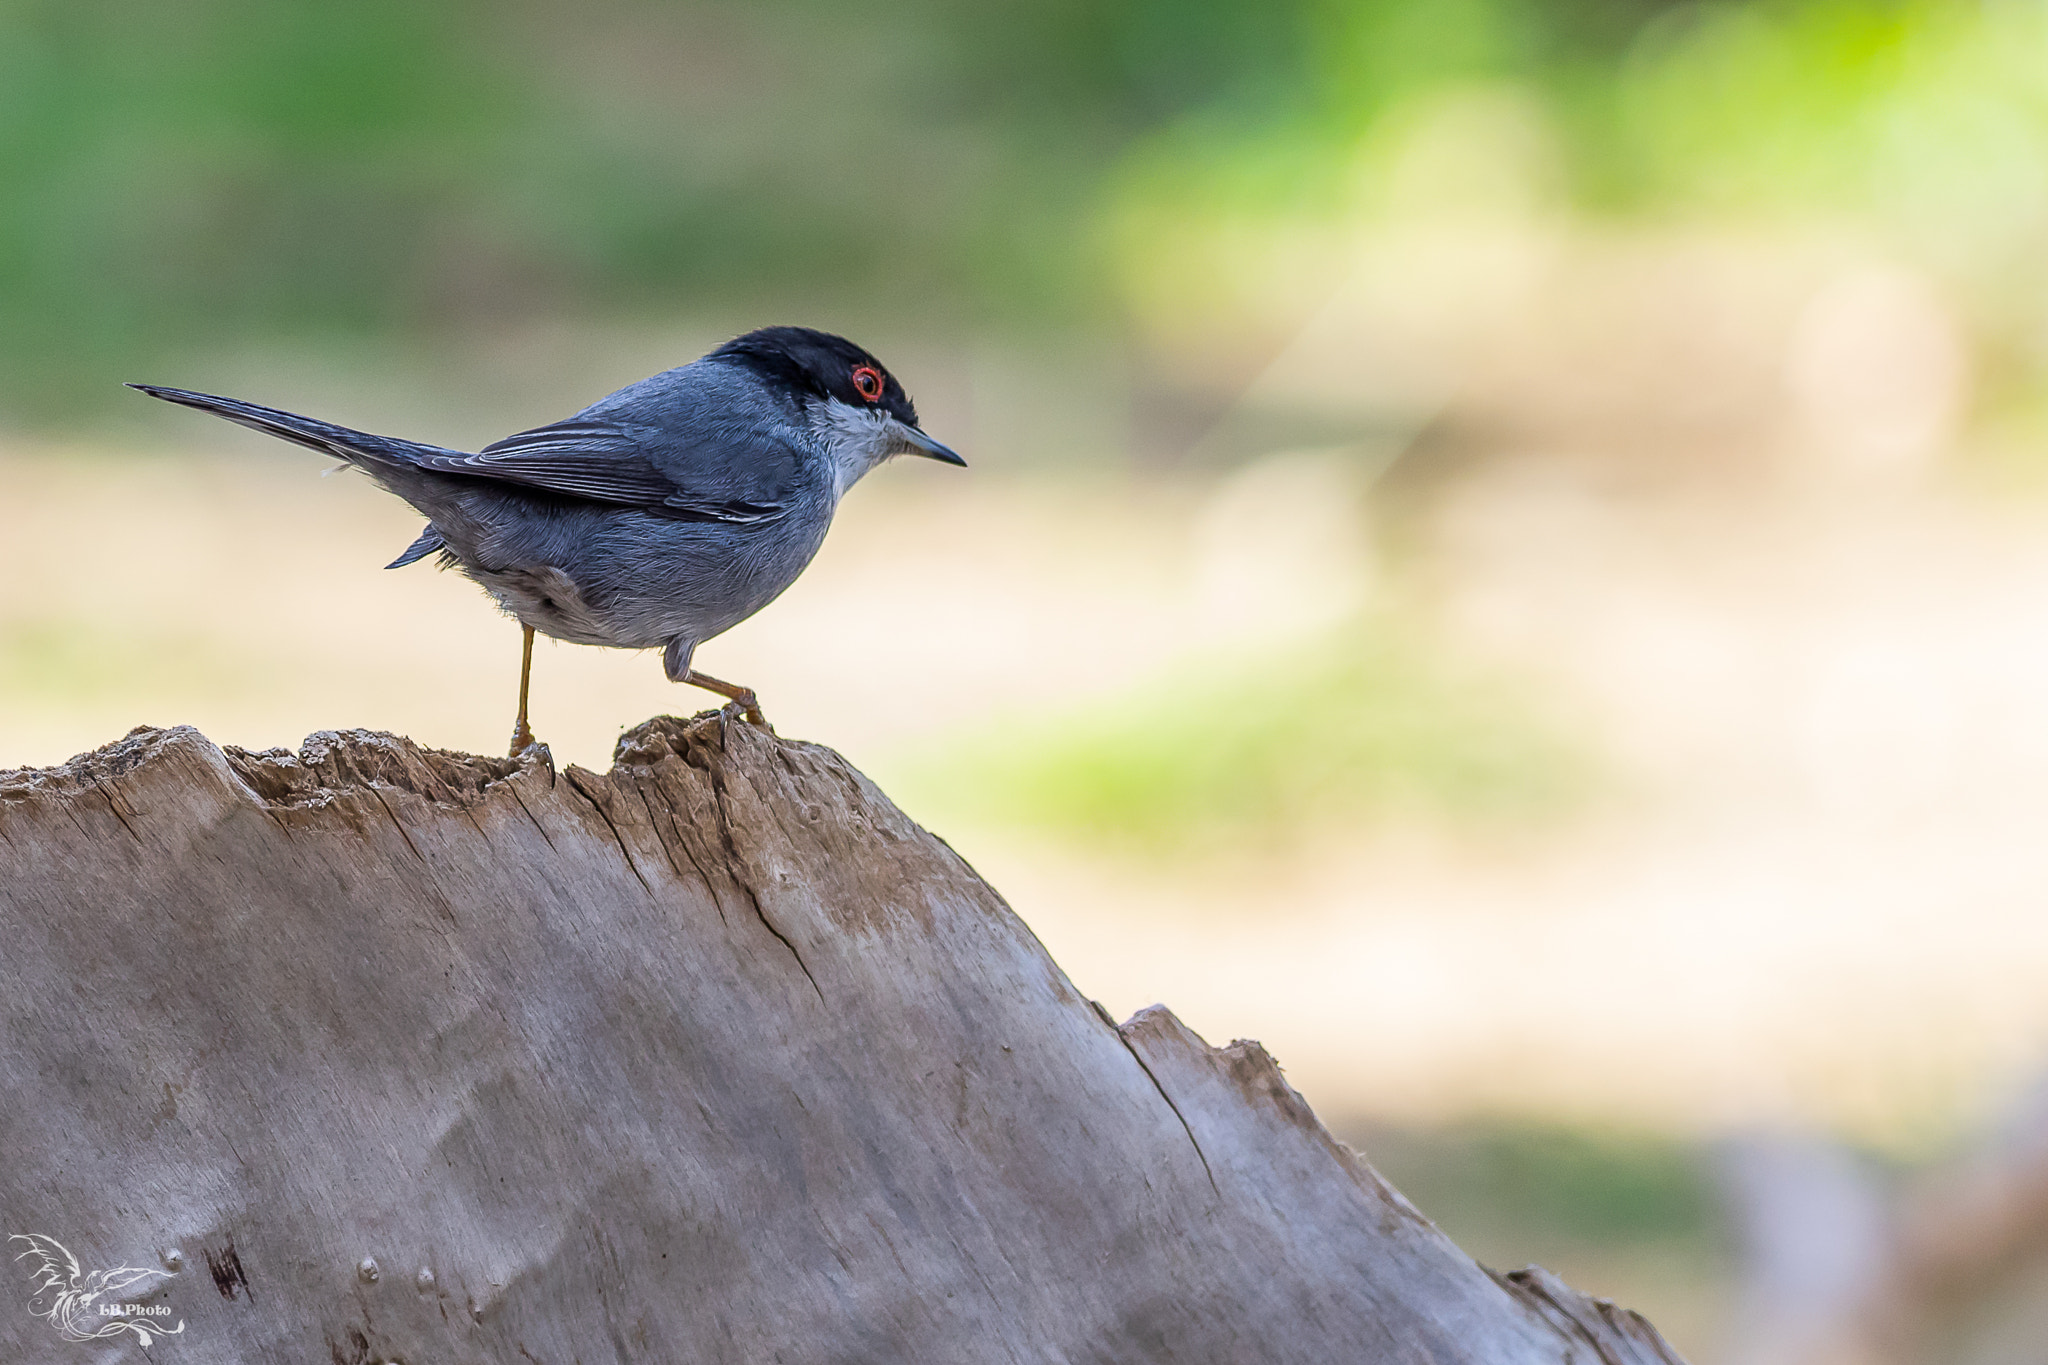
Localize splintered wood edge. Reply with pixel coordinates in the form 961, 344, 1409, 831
0, 713, 1693, 1363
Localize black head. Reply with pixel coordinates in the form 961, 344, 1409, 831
712, 326, 920, 429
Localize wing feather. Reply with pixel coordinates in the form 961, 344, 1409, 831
408, 420, 794, 523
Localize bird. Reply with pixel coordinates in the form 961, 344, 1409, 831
132, 326, 964, 756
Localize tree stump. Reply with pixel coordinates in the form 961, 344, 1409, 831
0, 714, 1686, 1363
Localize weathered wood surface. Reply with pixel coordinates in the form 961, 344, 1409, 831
0, 715, 1687, 1363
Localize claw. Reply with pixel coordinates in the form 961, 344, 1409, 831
736, 689, 769, 730
721, 695, 773, 733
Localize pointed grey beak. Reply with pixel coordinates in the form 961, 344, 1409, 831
892, 421, 967, 466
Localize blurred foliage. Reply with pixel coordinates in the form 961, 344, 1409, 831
10, 0, 2048, 422
0, 0, 1311, 417
1618, 0, 2048, 390
1355, 1118, 1730, 1356
1358, 1118, 1723, 1251
902, 620, 1590, 856
1116, 0, 2048, 400
0, 617, 253, 721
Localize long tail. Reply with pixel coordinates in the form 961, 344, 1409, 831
127, 384, 466, 473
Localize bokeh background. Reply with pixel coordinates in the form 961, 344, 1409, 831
10, 1, 2048, 1357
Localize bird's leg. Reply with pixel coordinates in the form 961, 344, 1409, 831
508, 625, 538, 757
680, 668, 771, 730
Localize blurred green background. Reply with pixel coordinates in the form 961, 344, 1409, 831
14, 2, 2048, 1359
13, 0, 2048, 424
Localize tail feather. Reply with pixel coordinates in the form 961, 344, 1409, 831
385, 524, 446, 569
126, 383, 465, 472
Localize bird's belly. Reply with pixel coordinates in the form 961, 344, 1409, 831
469, 565, 623, 647
461, 510, 830, 652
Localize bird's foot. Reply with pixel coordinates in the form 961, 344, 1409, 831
682, 668, 772, 732
508, 719, 539, 758
725, 693, 773, 733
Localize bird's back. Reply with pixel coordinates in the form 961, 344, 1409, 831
565, 357, 817, 509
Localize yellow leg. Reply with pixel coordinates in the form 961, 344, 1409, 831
508, 625, 538, 756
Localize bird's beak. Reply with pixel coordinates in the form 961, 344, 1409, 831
891, 421, 967, 466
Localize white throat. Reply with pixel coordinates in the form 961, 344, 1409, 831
813, 399, 897, 500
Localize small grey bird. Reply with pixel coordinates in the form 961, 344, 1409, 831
133, 326, 964, 754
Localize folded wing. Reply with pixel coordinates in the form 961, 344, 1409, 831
429, 420, 799, 523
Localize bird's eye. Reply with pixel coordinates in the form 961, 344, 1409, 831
851, 365, 884, 402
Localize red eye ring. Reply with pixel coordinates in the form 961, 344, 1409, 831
851, 365, 884, 403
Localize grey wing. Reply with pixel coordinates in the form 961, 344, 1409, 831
408, 419, 797, 524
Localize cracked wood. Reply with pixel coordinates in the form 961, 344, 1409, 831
0, 714, 1687, 1364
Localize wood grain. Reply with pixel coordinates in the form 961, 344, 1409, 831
0, 714, 1687, 1363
